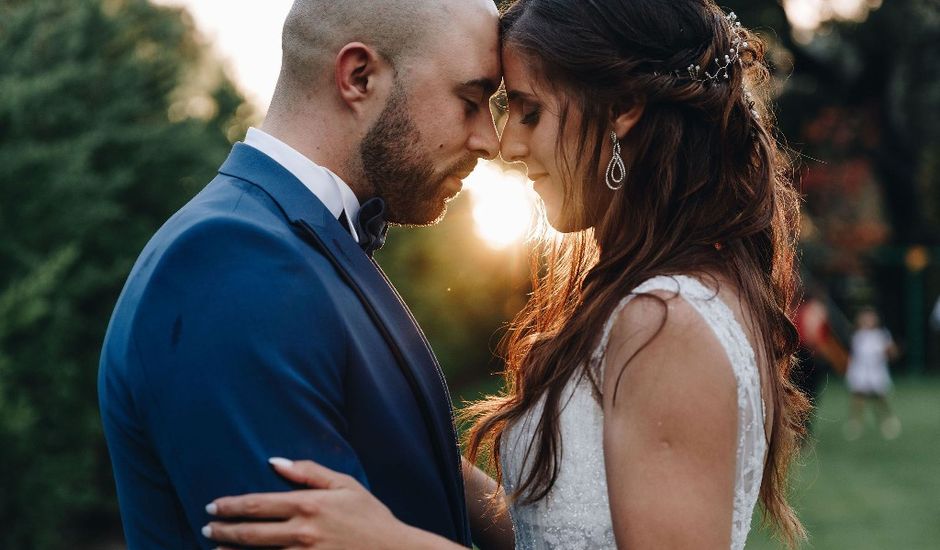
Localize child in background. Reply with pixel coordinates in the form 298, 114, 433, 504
844, 307, 901, 440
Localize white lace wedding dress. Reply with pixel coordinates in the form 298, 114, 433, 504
501, 275, 767, 550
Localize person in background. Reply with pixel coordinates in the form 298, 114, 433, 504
793, 284, 847, 439
844, 307, 901, 440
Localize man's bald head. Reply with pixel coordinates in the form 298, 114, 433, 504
277, 0, 496, 99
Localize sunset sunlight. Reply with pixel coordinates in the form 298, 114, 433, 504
463, 160, 539, 250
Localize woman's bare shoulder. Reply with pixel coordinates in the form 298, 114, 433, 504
601, 284, 738, 418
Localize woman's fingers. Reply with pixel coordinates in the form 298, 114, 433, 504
204, 519, 315, 547
269, 457, 357, 490
208, 491, 314, 519
207, 459, 401, 550
206, 458, 360, 521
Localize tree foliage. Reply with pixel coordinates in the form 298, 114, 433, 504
380, 199, 531, 396
774, 0, 940, 249
0, 0, 254, 546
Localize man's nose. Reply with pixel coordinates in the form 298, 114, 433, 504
468, 114, 500, 160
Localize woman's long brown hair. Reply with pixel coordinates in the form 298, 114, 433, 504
464, 0, 810, 546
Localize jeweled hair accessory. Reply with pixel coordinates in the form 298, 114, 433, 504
676, 11, 747, 84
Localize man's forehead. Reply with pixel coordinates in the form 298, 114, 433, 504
442, 19, 501, 86
456, 77, 501, 98
445, 52, 502, 97
440, 0, 499, 50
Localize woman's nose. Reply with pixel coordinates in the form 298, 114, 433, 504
499, 123, 528, 163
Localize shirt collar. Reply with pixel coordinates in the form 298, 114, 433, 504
244, 127, 362, 242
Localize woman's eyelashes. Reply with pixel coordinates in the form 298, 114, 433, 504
520, 105, 541, 126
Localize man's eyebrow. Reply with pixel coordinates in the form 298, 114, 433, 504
456, 78, 501, 98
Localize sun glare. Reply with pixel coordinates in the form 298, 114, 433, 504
464, 160, 539, 250
784, 0, 825, 31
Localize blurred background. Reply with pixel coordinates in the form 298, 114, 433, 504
1, 0, 938, 548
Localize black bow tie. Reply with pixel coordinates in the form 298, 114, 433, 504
355, 197, 389, 257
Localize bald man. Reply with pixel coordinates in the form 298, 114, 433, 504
98, 0, 501, 547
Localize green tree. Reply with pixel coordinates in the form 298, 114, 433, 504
380, 198, 532, 398
770, 0, 940, 245
0, 0, 254, 546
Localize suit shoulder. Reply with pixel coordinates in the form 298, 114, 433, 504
117, 194, 344, 334
137, 181, 331, 282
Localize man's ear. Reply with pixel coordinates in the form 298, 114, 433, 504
334, 42, 389, 114
612, 100, 645, 139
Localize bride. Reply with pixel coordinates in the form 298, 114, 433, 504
205, 0, 809, 548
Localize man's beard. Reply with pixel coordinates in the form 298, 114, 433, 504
359, 86, 477, 226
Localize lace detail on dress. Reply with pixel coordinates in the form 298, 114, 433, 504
501, 275, 766, 550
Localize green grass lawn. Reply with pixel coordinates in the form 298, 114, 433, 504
745, 375, 940, 549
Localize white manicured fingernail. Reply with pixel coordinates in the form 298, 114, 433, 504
205, 502, 217, 515
269, 457, 294, 468
201, 524, 212, 538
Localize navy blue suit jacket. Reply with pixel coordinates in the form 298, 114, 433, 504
99, 143, 471, 548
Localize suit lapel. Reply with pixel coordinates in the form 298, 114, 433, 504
218, 144, 469, 544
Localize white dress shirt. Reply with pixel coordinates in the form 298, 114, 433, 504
244, 127, 362, 242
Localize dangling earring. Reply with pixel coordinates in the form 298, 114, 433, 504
605, 131, 626, 190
